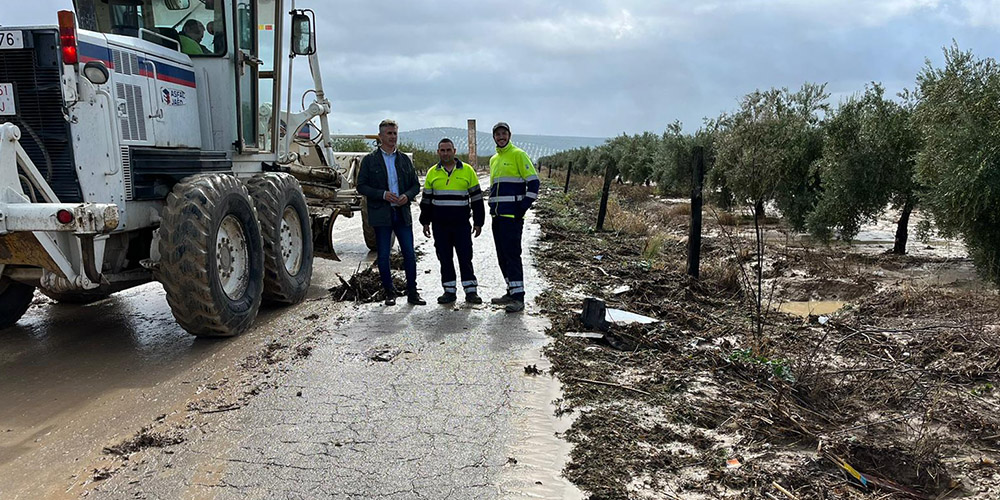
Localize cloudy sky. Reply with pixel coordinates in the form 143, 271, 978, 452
6, 1, 1000, 137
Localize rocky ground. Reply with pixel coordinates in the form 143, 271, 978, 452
532, 174, 1000, 499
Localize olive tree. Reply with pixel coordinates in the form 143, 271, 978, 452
714, 84, 828, 229
713, 84, 827, 350
915, 44, 1000, 285
807, 84, 920, 254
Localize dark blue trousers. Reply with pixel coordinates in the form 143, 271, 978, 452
375, 209, 417, 294
432, 221, 477, 294
491, 216, 524, 299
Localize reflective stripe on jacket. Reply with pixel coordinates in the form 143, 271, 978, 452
488, 143, 539, 218
419, 160, 485, 227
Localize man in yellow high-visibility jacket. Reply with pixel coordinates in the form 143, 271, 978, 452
419, 138, 485, 305
488, 122, 539, 313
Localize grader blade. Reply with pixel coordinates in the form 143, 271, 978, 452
312, 208, 341, 261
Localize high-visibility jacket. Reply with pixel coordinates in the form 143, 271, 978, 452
419, 160, 485, 227
488, 143, 539, 218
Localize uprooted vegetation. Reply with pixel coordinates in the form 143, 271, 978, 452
102, 426, 185, 458
329, 262, 408, 303
534, 175, 1000, 499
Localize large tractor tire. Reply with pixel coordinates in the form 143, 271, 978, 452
39, 288, 111, 304
0, 277, 35, 328
247, 173, 313, 305
158, 174, 264, 337
360, 197, 394, 252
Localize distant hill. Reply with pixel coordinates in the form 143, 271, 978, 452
399, 127, 607, 161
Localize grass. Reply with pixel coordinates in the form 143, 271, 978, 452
641, 234, 666, 260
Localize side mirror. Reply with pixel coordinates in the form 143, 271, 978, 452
290, 10, 315, 56
164, 0, 191, 10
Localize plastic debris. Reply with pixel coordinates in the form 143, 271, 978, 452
605, 308, 658, 325
566, 331, 605, 339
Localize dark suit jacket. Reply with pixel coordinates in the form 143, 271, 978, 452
356, 149, 420, 227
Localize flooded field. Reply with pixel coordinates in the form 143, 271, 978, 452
532, 175, 1000, 499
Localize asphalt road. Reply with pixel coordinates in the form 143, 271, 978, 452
0, 193, 580, 499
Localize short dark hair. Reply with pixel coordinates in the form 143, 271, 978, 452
438, 138, 454, 147
182, 19, 203, 35
378, 119, 398, 131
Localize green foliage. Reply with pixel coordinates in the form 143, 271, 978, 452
330, 137, 373, 152
807, 83, 920, 242
915, 43, 1000, 285
398, 142, 438, 173
713, 83, 828, 230
728, 349, 795, 382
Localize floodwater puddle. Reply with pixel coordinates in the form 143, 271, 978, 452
776, 300, 846, 318
500, 350, 584, 500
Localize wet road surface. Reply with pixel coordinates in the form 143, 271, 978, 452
0, 191, 581, 499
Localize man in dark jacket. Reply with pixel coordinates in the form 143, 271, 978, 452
356, 119, 426, 306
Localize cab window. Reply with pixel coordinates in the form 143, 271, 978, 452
76, 0, 226, 57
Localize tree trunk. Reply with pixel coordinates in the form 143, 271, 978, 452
753, 201, 764, 354
892, 198, 914, 255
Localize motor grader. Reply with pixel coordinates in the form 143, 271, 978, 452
0, 0, 381, 336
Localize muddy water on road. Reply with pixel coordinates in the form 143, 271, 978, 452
0, 216, 378, 499
2, 181, 582, 498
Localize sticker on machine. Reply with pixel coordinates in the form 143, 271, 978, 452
161, 88, 187, 106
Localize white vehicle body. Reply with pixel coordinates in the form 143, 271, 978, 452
0, 0, 367, 335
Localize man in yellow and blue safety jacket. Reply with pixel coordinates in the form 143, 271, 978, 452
419, 138, 486, 305
488, 122, 540, 313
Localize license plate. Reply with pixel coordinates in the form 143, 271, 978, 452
0, 83, 15, 116
0, 31, 23, 50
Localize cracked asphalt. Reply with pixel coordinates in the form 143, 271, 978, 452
0, 187, 581, 499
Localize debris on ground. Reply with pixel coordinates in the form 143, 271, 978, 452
102, 427, 184, 457
366, 345, 411, 363
533, 178, 1000, 499
389, 248, 425, 270
604, 308, 658, 325
565, 331, 605, 339
329, 263, 407, 303
91, 467, 114, 481
524, 364, 543, 375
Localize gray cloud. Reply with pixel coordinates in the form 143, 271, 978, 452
6, 1, 999, 137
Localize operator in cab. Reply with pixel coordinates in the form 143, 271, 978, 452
178, 19, 209, 55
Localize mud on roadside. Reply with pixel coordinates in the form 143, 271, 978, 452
75, 315, 331, 495
533, 177, 1000, 499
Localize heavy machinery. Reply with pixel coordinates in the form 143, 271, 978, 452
0, 0, 378, 336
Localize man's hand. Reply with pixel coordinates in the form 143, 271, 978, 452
472, 226, 482, 238
395, 194, 409, 206
423, 225, 431, 238
383, 191, 400, 204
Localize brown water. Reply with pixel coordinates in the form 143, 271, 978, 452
776, 300, 847, 318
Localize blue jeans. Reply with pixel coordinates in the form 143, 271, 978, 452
375, 209, 418, 294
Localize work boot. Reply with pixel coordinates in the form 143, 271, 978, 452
504, 300, 525, 313
384, 291, 396, 306
408, 291, 427, 306
437, 292, 457, 304
465, 292, 483, 304
491, 294, 514, 305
